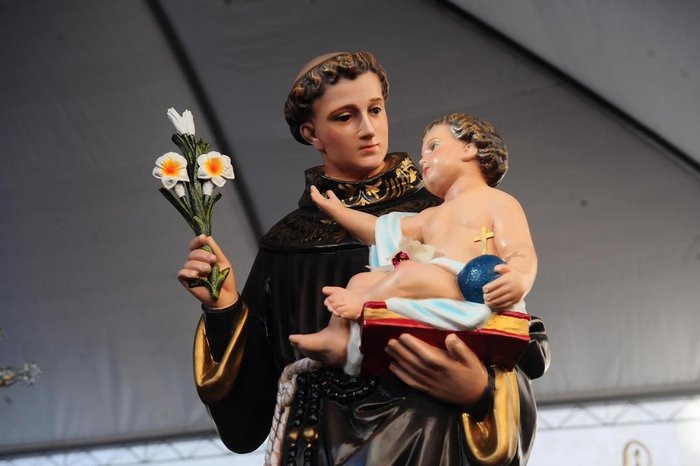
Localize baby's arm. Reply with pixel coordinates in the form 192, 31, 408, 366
398, 208, 431, 244
486, 193, 538, 308
310, 186, 377, 245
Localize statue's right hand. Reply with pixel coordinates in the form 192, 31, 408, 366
177, 235, 238, 309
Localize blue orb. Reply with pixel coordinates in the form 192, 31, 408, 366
457, 254, 506, 304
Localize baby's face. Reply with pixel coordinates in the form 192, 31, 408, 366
419, 124, 470, 197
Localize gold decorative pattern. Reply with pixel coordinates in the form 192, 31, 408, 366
261, 153, 440, 250
307, 153, 423, 208
462, 369, 520, 465
363, 306, 529, 337
482, 312, 530, 335
362, 307, 406, 320
193, 303, 249, 403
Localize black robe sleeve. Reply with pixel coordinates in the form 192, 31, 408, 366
199, 250, 278, 453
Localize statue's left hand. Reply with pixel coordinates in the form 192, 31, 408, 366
385, 333, 488, 406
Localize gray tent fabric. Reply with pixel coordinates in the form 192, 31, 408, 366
1, 0, 698, 454
449, 0, 700, 165
0, 0, 258, 453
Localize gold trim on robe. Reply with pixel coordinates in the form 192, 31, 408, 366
462, 369, 520, 466
193, 304, 249, 403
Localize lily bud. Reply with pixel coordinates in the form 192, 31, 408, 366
166, 107, 196, 135
202, 180, 214, 196
174, 183, 187, 198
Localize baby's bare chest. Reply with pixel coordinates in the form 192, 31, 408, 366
422, 205, 494, 260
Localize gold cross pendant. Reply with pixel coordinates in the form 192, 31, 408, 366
473, 226, 495, 255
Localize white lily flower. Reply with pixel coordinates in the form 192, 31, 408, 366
202, 180, 214, 196
166, 107, 196, 135
153, 152, 189, 189
197, 151, 235, 187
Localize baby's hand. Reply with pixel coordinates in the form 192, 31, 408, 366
482, 264, 527, 309
310, 185, 344, 214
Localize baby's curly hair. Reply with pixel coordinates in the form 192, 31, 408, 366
425, 113, 509, 187
284, 51, 389, 145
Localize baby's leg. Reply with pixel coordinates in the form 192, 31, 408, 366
363, 261, 463, 302
322, 271, 386, 318
382, 260, 464, 300
324, 262, 463, 318
288, 315, 350, 367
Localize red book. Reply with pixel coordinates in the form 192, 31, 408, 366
359, 301, 531, 378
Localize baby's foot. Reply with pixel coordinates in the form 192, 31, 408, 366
322, 286, 365, 319
289, 326, 348, 367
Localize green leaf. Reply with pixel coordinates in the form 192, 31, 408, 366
186, 267, 229, 301
158, 187, 198, 234
197, 139, 210, 155
206, 192, 223, 230
187, 278, 209, 289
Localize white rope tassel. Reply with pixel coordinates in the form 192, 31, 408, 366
264, 358, 321, 466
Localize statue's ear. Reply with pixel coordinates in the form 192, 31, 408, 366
300, 123, 324, 150
462, 142, 478, 161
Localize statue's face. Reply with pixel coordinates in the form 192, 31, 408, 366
301, 72, 388, 181
420, 124, 476, 198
